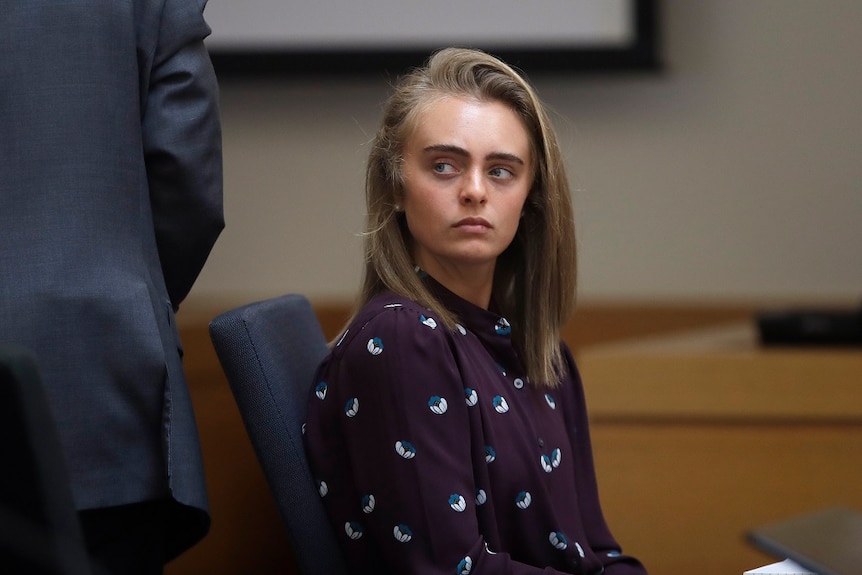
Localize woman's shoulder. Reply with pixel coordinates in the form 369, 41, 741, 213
353, 290, 443, 330
331, 291, 452, 355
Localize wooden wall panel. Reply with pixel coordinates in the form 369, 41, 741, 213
579, 324, 862, 575
592, 422, 862, 575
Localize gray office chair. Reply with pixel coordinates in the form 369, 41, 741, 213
208, 294, 348, 575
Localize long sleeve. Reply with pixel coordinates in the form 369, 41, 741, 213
313, 303, 476, 573
141, 0, 224, 308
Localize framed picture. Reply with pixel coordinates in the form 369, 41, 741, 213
205, 0, 661, 77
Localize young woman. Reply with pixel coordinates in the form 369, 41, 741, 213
304, 47, 647, 575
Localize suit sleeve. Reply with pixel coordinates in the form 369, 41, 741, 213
143, 0, 224, 308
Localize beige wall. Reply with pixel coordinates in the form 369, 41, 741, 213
191, 0, 862, 307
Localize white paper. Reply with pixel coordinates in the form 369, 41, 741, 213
744, 558, 816, 575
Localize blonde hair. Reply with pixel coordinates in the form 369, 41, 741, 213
357, 47, 576, 388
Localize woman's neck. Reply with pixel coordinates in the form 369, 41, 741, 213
415, 261, 495, 309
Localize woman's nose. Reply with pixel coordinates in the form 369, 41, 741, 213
460, 170, 488, 205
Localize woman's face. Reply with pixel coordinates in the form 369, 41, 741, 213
400, 95, 533, 284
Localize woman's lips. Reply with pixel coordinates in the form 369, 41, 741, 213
454, 217, 492, 231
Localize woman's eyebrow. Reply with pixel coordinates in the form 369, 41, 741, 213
423, 144, 469, 157
422, 144, 525, 165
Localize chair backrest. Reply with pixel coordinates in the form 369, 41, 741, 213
208, 294, 348, 575
0, 344, 91, 575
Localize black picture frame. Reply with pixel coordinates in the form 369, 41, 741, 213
209, 0, 661, 79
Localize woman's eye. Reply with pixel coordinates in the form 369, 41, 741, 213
432, 162, 456, 174
489, 166, 514, 179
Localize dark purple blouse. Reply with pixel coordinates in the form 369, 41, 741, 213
304, 278, 647, 575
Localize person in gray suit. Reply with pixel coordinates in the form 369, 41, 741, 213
0, 0, 224, 573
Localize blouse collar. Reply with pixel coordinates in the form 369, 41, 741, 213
421, 270, 515, 352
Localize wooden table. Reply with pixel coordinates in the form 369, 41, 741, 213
577, 323, 862, 575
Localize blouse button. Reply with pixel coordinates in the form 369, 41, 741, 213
537, 437, 545, 448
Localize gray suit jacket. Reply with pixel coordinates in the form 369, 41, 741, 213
0, 0, 224, 556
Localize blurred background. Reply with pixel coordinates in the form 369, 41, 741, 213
191, 0, 861, 308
